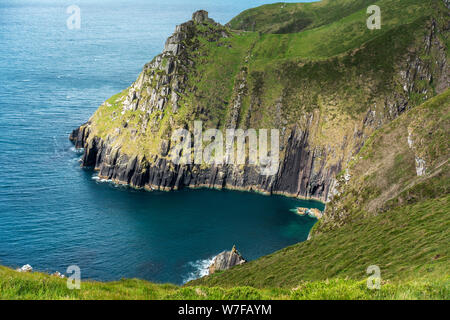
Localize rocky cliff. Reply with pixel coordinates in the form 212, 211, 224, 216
70, 1, 449, 203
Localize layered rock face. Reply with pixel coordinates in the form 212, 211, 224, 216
70, 8, 449, 203
70, 121, 337, 199
208, 246, 246, 274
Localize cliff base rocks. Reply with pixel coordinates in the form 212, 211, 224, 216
209, 246, 246, 274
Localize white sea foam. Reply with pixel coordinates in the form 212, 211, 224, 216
182, 255, 216, 284
70, 147, 84, 154
92, 175, 111, 183
91, 175, 126, 188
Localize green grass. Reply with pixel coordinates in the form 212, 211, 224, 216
188, 196, 449, 290
228, 0, 377, 34
230, 0, 438, 59
1, 266, 447, 300
176, 30, 260, 130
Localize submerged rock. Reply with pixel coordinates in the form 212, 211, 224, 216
296, 207, 323, 219
209, 245, 246, 274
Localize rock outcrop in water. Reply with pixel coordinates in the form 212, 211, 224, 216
297, 207, 323, 219
70, 7, 449, 203
208, 246, 246, 274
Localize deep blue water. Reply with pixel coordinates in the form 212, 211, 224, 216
0, 0, 321, 285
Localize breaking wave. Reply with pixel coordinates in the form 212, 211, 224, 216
182, 255, 216, 284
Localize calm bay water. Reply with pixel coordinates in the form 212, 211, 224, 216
0, 0, 321, 285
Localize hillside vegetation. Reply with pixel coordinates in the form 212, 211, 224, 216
189, 89, 449, 290
229, 0, 384, 34
0, 266, 447, 300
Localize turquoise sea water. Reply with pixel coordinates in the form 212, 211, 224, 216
0, 0, 321, 285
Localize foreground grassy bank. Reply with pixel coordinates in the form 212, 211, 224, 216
0, 265, 448, 300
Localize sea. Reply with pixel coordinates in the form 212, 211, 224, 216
0, 0, 320, 285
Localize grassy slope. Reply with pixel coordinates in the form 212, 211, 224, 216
188, 90, 450, 291
1, 265, 447, 300
228, 0, 378, 34
234, 0, 438, 59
